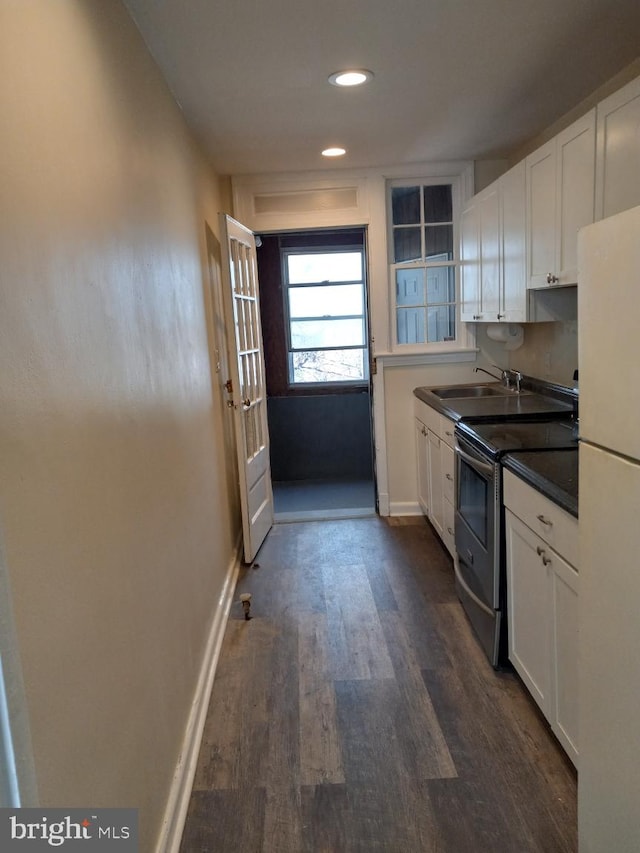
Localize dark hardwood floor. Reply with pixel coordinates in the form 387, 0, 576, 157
180, 517, 577, 852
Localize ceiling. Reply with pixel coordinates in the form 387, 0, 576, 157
123, 0, 640, 177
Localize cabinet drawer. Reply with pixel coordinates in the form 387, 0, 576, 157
440, 415, 456, 447
504, 470, 578, 567
414, 397, 441, 434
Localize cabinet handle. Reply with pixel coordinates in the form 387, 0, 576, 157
446, 473, 453, 481
536, 514, 552, 526
445, 430, 453, 437
497, 313, 505, 320
422, 426, 427, 436
473, 314, 481, 320
536, 546, 552, 566
546, 273, 559, 284
447, 526, 454, 535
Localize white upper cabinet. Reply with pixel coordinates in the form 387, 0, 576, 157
460, 163, 526, 322
460, 199, 481, 321
595, 75, 640, 220
499, 161, 527, 322
477, 183, 501, 320
526, 109, 596, 288
526, 138, 556, 289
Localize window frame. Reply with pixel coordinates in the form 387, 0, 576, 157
281, 245, 370, 388
387, 176, 463, 354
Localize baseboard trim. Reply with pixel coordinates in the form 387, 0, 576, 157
155, 538, 242, 853
389, 501, 422, 517
377, 491, 390, 516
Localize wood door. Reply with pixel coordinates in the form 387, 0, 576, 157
220, 214, 273, 563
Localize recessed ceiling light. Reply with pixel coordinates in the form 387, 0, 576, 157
328, 69, 373, 87
322, 147, 346, 157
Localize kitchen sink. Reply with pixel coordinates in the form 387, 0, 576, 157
431, 385, 508, 399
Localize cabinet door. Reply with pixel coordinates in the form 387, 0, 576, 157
551, 554, 579, 765
526, 138, 557, 289
427, 429, 443, 536
556, 109, 595, 284
499, 161, 527, 322
505, 509, 551, 715
441, 440, 455, 507
595, 75, 640, 219
415, 418, 430, 516
442, 496, 455, 557
460, 202, 481, 321
478, 185, 501, 320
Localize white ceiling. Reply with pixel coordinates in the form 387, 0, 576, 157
123, 0, 640, 177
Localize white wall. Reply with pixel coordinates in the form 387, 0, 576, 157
0, 2, 239, 849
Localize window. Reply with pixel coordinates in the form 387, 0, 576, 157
283, 248, 368, 385
389, 181, 458, 348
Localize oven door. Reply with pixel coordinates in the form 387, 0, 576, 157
454, 436, 502, 665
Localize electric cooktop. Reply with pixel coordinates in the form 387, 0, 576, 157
455, 418, 578, 460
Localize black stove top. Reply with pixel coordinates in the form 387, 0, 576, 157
455, 417, 578, 460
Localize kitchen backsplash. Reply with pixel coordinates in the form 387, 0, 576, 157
476, 287, 578, 388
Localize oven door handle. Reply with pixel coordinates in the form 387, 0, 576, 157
453, 555, 494, 618
455, 444, 494, 477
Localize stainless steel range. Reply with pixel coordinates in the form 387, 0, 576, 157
454, 418, 578, 667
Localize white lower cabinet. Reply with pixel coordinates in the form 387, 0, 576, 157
427, 429, 443, 538
504, 470, 579, 766
415, 417, 430, 516
440, 424, 456, 556
414, 398, 456, 557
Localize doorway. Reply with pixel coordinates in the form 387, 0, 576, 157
256, 228, 375, 522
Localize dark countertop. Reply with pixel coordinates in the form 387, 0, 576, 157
502, 449, 579, 518
413, 385, 573, 422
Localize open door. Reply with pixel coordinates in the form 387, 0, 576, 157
219, 214, 273, 563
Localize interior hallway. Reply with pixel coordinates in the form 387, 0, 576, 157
180, 516, 577, 852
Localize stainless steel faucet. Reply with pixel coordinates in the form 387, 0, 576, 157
474, 365, 523, 392
474, 366, 503, 383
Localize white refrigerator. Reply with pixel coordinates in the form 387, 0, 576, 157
577, 204, 640, 853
